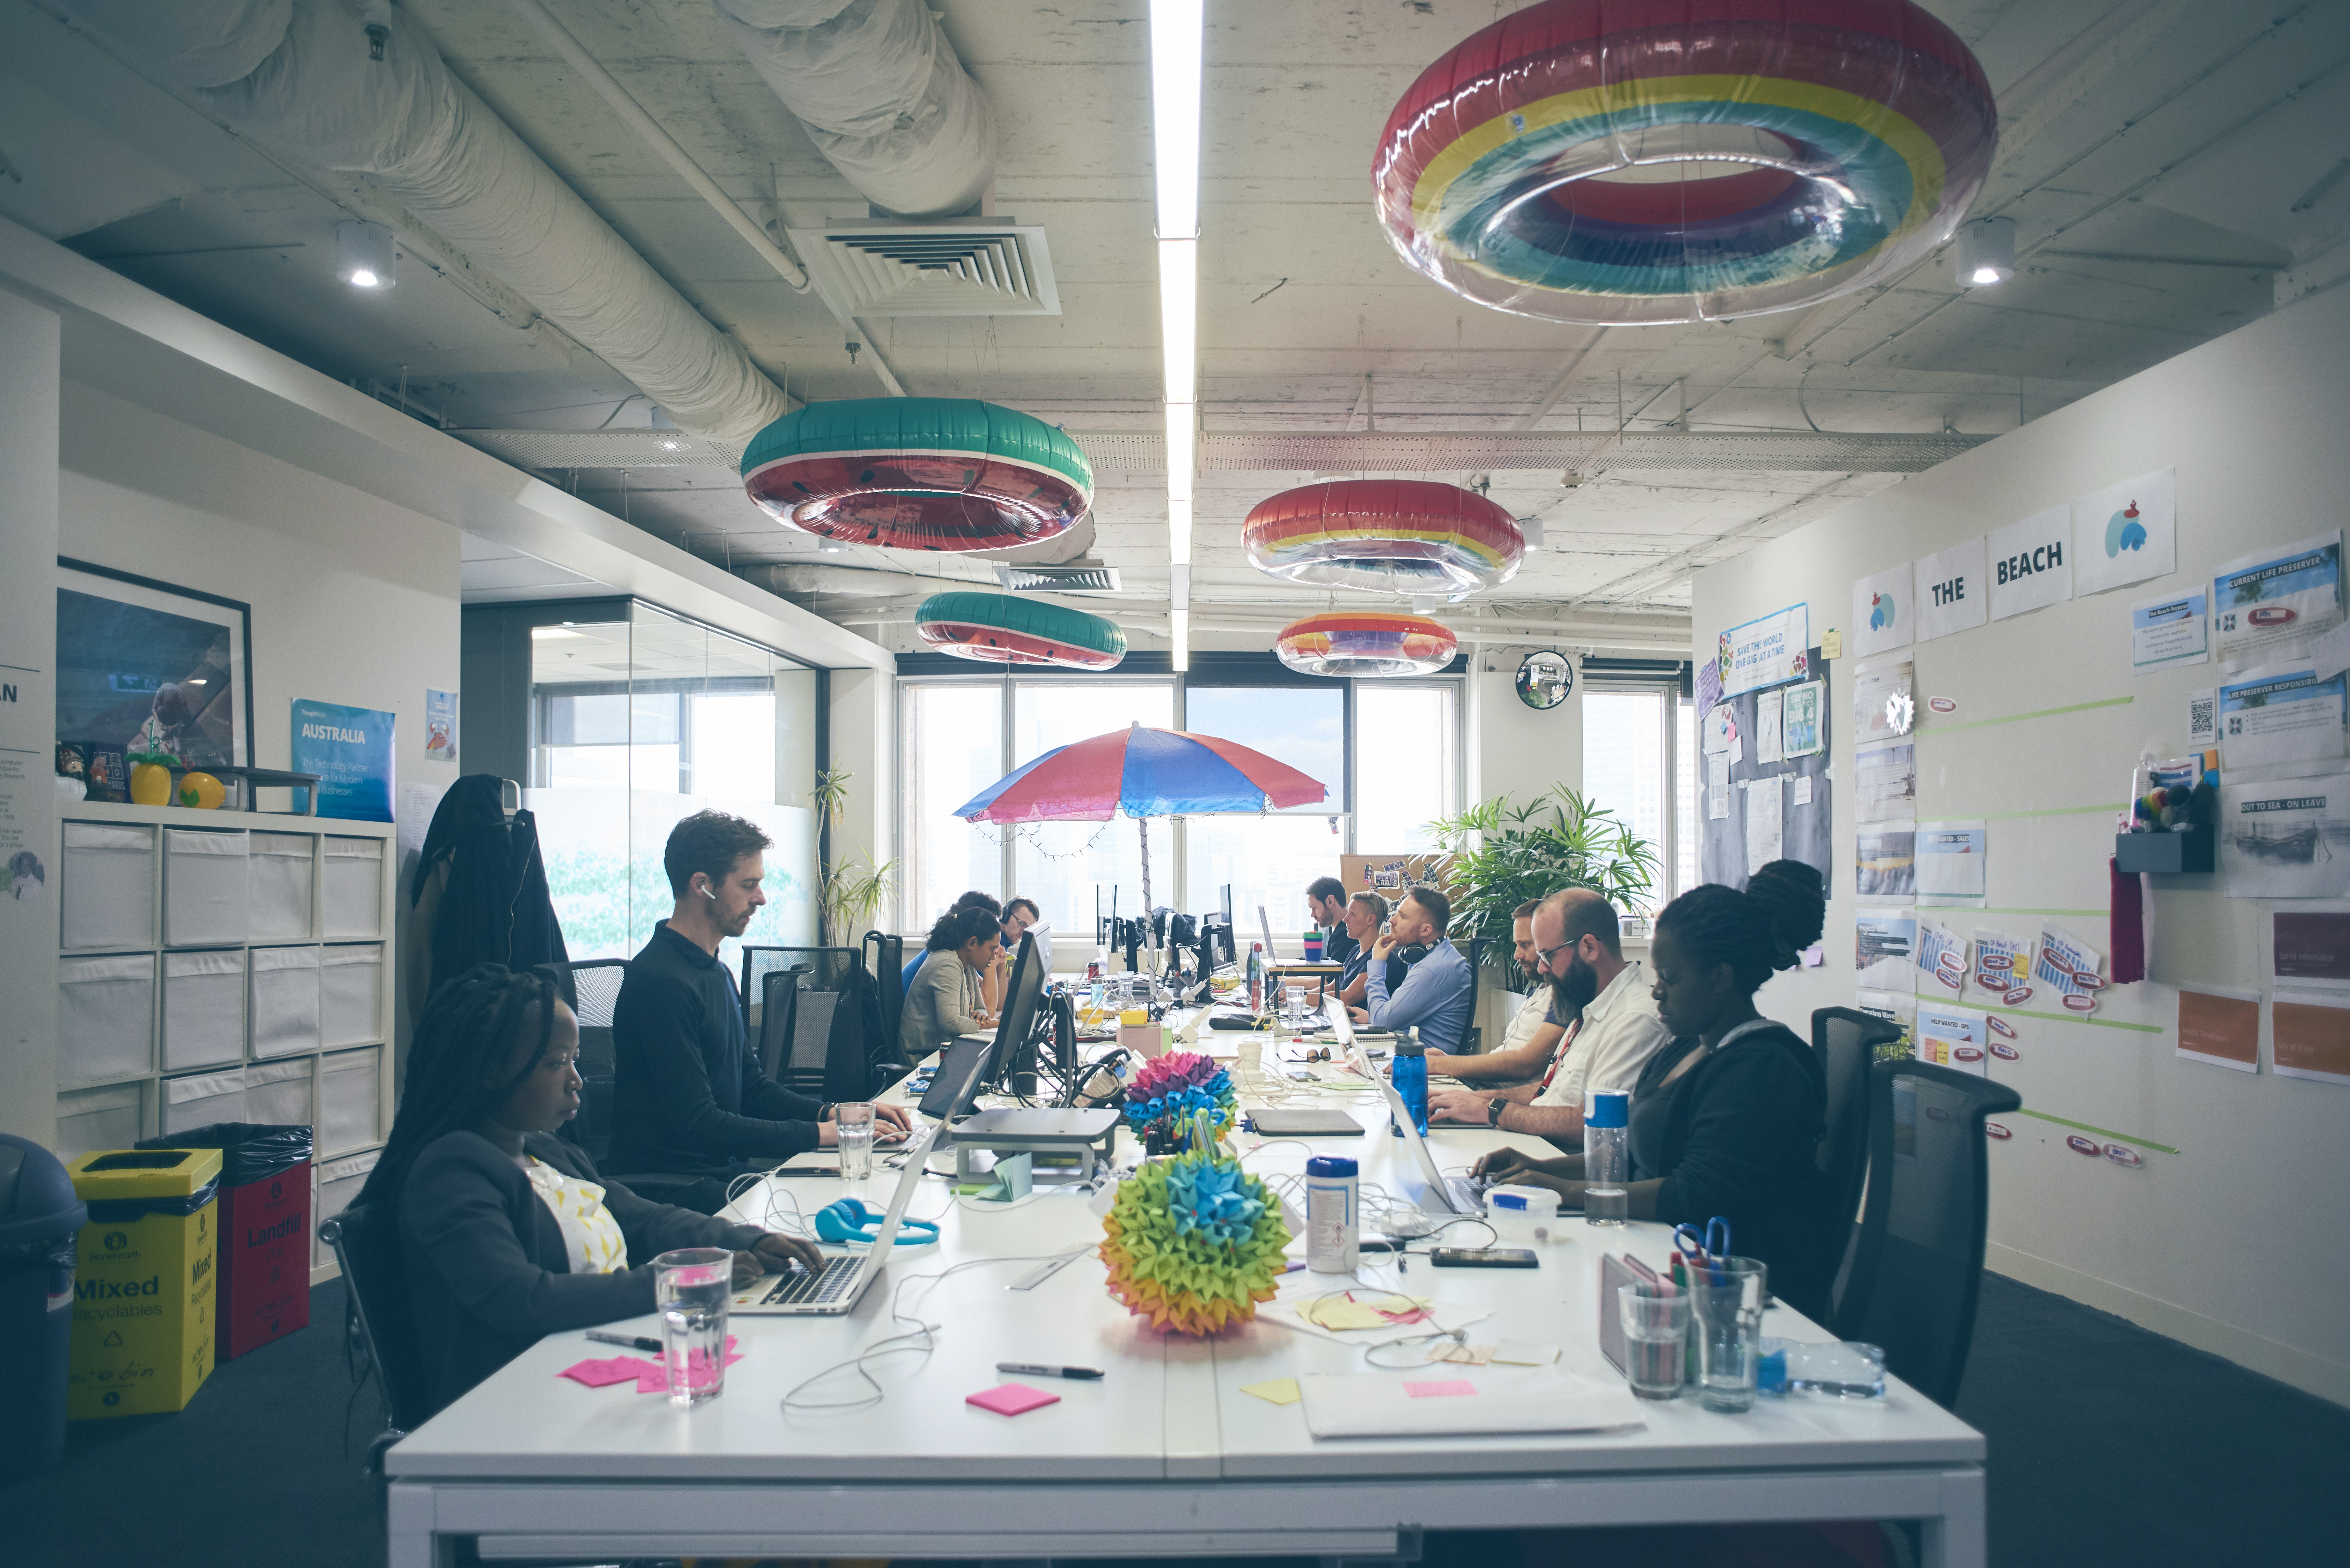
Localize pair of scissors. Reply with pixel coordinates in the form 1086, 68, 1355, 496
1673, 1216, 1732, 1265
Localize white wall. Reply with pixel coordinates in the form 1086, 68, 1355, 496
1694, 282, 2350, 1406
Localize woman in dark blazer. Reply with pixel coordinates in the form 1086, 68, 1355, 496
357, 964, 823, 1414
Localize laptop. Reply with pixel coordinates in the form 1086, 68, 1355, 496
731, 1124, 937, 1316
1326, 998, 1486, 1216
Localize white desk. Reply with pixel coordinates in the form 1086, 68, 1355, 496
385, 1029, 1985, 1565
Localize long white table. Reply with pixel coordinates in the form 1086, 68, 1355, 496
385, 1025, 1985, 1565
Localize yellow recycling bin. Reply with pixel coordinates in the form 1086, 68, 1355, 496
67, 1147, 222, 1419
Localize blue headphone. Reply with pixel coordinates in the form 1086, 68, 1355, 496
813, 1198, 940, 1246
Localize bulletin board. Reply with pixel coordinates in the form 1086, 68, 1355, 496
1698, 647, 1833, 891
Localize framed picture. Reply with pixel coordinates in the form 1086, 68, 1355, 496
56, 559, 254, 772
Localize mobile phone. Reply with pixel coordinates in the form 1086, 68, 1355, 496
1286, 1069, 1318, 1082
1428, 1246, 1539, 1269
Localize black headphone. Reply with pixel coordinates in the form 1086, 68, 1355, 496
1062, 1045, 1132, 1109
1395, 943, 1431, 966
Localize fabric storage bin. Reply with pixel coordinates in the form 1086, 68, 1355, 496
244, 1057, 315, 1133
56, 1082, 145, 1158
250, 946, 322, 1058
314, 1149, 379, 1272
322, 838, 384, 939
320, 1047, 382, 1156
61, 821, 155, 950
163, 829, 248, 946
57, 953, 155, 1086
247, 832, 315, 942
163, 1068, 248, 1135
321, 944, 384, 1047
162, 949, 246, 1071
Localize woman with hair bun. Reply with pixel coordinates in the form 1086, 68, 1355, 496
1474, 860, 1837, 1314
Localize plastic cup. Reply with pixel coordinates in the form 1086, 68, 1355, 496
836, 1101, 876, 1181
652, 1248, 733, 1408
1617, 1283, 1688, 1400
1688, 1256, 1770, 1413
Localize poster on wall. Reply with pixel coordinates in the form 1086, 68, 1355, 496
1754, 687, 1785, 766
1856, 824, 1917, 903
1913, 536, 1988, 644
2032, 923, 2106, 1010
1744, 774, 1784, 875
1915, 820, 1988, 904
1850, 562, 1914, 659
2272, 904, 2350, 990
1988, 504, 2073, 621
2221, 769, 2350, 899
55, 562, 250, 772
1718, 603, 1810, 697
1915, 919, 1967, 993
1856, 910, 1918, 992
290, 698, 396, 823
1915, 1001, 1990, 1074
2270, 992, 2350, 1085
2130, 589, 2210, 674
1971, 929, 2032, 997
2071, 467, 2176, 597
1855, 740, 1917, 822
1782, 680, 1825, 758
1852, 659, 1916, 745
424, 688, 458, 763
1856, 988, 1916, 1057
2176, 986, 2260, 1073
1698, 646, 1833, 894
2216, 661, 2346, 770
2212, 530, 2343, 664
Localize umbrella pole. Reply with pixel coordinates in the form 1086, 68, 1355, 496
1138, 814, 1157, 971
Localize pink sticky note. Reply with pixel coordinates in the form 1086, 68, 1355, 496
1403, 1379, 1478, 1398
966, 1382, 1062, 1417
559, 1356, 646, 1389
632, 1338, 745, 1394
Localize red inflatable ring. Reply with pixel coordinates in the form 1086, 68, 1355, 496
1243, 479, 1524, 597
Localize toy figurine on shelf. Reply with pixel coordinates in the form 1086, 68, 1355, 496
125, 715, 183, 808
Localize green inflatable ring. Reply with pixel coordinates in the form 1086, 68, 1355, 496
915, 592, 1127, 670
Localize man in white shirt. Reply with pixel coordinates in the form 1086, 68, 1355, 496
1421, 900, 1565, 1084
1427, 888, 1670, 1143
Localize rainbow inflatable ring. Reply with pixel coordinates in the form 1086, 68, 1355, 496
1243, 479, 1524, 597
1277, 611, 1459, 678
741, 397, 1093, 552
1373, 0, 1998, 325
914, 591, 1127, 671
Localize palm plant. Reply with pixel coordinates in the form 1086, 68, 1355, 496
1424, 785, 1658, 971
814, 767, 898, 947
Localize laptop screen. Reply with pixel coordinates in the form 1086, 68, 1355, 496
919, 1034, 995, 1122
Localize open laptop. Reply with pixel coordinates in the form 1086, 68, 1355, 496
731, 1124, 938, 1316
1325, 997, 1486, 1216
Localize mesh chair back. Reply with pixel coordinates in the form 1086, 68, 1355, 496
864, 930, 905, 1050
1811, 1007, 1903, 1217
320, 1201, 433, 1434
757, 966, 812, 1086
1830, 1059, 2021, 1409
744, 945, 882, 1099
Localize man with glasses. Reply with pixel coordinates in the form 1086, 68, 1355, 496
1426, 888, 1668, 1142
1419, 900, 1566, 1084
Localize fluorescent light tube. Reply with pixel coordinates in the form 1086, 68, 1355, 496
1164, 408, 1196, 505
1148, 0, 1205, 239
1172, 607, 1191, 672
1158, 238, 1197, 404
1168, 495, 1194, 568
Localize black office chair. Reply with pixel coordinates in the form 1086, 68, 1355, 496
541, 958, 628, 1164
743, 944, 905, 1099
1829, 1058, 2022, 1409
1810, 1007, 1904, 1226
863, 929, 906, 1060
319, 1202, 432, 1475
757, 964, 812, 1087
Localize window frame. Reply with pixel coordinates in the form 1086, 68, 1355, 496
1577, 672, 1691, 919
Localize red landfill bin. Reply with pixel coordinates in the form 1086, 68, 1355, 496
137, 1124, 312, 1359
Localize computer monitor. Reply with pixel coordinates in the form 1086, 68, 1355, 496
993, 931, 1048, 1093
1201, 914, 1236, 973
1259, 904, 1277, 962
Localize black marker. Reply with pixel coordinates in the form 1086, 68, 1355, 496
586, 1331, 662, 1353
996, 1362, 1104, 1381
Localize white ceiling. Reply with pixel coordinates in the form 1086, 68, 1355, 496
7, 0, 2346, 648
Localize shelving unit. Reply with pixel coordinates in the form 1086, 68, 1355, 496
52, 800, 396, 1284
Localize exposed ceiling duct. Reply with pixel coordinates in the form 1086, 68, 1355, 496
713, 0, 997, 221
59, 0, 790, 443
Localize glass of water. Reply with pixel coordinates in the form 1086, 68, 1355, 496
835, 1101, 877, 1181
1617, 1283, 1689, 1400
1688, 1256, 1770, 1413
652, 1248, 733, 1408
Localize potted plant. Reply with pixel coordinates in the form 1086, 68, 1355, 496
814, 767, 898, 948
1425, 785, 1657, 975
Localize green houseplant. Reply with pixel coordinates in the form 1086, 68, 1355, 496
814, 767, 898, 948
1425, 785, 1658, 971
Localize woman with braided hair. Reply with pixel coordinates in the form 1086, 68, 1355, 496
361, 963, 823, 1413
1473, 860, 1837, 1315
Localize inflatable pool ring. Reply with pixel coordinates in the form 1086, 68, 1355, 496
1243, 479, 1524, 597
914, 591, 1127, 671
1276, 611, 1459, 677
1374, 0, 1998, 325
741, 398, 1092, 552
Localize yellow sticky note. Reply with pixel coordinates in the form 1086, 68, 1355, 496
1822, 628, 1843, 660
1239, 1377, 1302, 1406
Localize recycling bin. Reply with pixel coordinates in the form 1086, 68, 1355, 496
0, 1135, 87, 1478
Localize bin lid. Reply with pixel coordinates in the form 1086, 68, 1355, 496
69, 1145, 223, 1202
0, 1135, 87, 1244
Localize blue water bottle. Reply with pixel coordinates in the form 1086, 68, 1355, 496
1392, 1035, 1430, 1136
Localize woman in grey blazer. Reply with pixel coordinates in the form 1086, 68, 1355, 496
356, 964, 823, 1414
898, 906, 1002, 1063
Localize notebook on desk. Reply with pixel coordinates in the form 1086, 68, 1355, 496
1246, 1107, 1366, 1137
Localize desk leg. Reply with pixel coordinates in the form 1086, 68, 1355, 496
1919, 1466, 1987, 1568
387, 1482, 457, 1568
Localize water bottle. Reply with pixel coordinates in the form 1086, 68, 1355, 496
1304, 1155, 1360, 1273
1247, 942, 1264, 1011
1584, 1089, 1629, 1227
1392, 1037, 1430, 1136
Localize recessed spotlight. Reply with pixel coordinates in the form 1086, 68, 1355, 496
660, 439, 683, 451
336, 220, 397, 290
531, 627, 584, 640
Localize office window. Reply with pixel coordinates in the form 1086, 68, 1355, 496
1354, 684, 1456, 853
1183, 685, 1347, 935
901, 682, 1005, 934
1675, 696, 1698, 900
1582, 687, 1671, 916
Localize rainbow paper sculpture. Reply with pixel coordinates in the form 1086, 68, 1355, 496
1099, 1113, 1292, 1335
1122, 1051, 1236, 1148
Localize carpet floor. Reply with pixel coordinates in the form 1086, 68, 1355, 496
4, 1272, 2341, 1568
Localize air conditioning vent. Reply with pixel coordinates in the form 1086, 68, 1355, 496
996, 564, 1121, 593
788, 221, 1061, 317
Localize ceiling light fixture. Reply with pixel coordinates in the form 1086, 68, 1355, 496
1150, 0, 1205, 671
1957, 216, 2015, 288
336, 220, 397, 290
530, 627, 584, 640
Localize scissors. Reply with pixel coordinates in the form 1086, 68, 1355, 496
1673, 1217, 1732, 1265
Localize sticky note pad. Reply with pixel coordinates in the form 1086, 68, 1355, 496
1493, 1340, 1561, 1367
558, 1357, 645, 1389
1404, 1379, 1478, 1398
1239, 1377, 1302, 1406
968, 1382, 1061, 1417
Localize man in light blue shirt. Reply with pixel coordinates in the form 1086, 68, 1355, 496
1353, 885, 1474, 1056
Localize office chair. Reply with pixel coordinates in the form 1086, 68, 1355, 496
1811, 1007, 1904, 1222
1830, 1058, 2022, 1409
757, 965, 812, 1088
539, 959, 628, 1164
744, 944, 909, 1099
319, 1202, 432, 1476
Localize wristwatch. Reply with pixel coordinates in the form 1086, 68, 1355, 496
1488, 1097, 1510, 1129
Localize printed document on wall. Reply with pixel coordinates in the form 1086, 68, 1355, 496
1745, 774, 1784, 875
2270, 992, 2350, 1085
2071, 467, 2176, 597
1916, 820, 1988, 904
2213, 530, 2342, 664
1913, 536, 1988, 643
1856, 910, 1918, 993
1719, 604, 1810, 697
2221, 769, 2350, 899
2217, 660, 2346, 770
1971, 930, 2031, 999
2032, 923, 2106, 1009
1855, 740, 1917, 822
1851, 562, 1915, 659
2188, 688, 2217, 749
2177, 986, 2260, 1073
1754, 688, 1785, 765
1856, 988, 1915, 1054
1988, 504, 2073, 621
2270, 903, 2350, 990
2130, 590, 2209, 674
1782, 680, 1825, 758
1852, 659, 1916, 745
1915, 1002, 1990, 1074
1706, 752, 1730, 819
1915, 919, 1967, 993
1856, 823, 1917, 903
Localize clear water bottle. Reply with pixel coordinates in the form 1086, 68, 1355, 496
1392, 1036, 1430, 1136
1584, 1089, 1629, 1227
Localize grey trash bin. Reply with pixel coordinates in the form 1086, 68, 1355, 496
0, 1134, 87, 1479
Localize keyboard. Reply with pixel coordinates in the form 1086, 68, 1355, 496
759, 1255, 864, 1307
1443, 1176, 1488, 1215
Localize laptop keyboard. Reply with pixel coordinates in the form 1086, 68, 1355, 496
760, 1255, 863, 1306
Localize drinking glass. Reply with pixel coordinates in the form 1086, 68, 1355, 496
652, 1248, 733, 1408
836, 1101, 877, 1181
1688, 1256, 1770, 1413
1617, 1283, 1689, 1400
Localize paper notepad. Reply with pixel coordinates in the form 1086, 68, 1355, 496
1296, 1371, 1647, 1439
967, 1382, 1061, 1417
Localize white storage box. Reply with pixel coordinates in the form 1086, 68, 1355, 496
247, 832, 315, 941
250, 945, 322, 1058
321, 944, 384, 1047
320, 1047, 382, 1155
163, 829, 248, 946
163, 1068, 247, 1134
61, 821, 155, 950
57, 953, 155, 1087
162, 949, 246, 1071
322, 837, 384, 939
314, 1149, 380, 1271
244, 1056, 314, 1132
56, 1083, 145, 1159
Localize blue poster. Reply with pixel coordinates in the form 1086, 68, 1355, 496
291, 698, 395, 822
